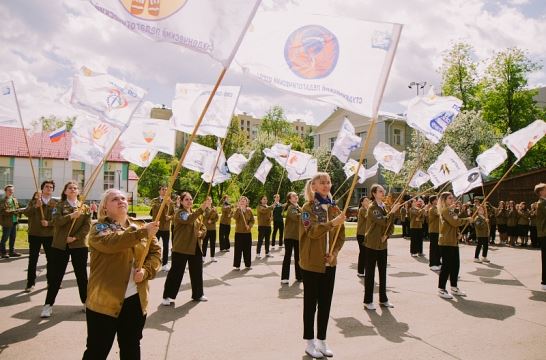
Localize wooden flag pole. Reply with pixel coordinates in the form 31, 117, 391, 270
331, 176, 352, 199
240, 176, 254, 197
324, 152, 334, 172
138, 67, 229, 268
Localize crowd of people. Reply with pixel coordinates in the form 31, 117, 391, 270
0, 179, 544, 359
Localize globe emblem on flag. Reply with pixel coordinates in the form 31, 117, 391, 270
429, 111, 456, 133
467, 172, 480, 182
143, 129, 156, 143
106, 88, 128, 111
284, 25, 339, 79
120, 0, 187, 20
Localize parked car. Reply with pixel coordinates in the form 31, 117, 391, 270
346, 206, 359, 222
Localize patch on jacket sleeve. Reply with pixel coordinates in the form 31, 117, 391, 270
302, 211, 311, 228
95, 223, 112, 236
373, 209, 383, 219
180, 211, 189, 221
51, 207, 57, 215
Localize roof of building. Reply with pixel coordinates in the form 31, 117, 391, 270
0, 126, 125, 162
313, 108, 406, 134
128, 169, 139, 180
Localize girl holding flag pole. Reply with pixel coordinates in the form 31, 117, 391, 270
232, 196, 254, 270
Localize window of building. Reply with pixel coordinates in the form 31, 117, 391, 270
393, 128, 402, 145
295, 126, 299, 131
247, 120, 250, 127
329, 137, 336, 150
73, 169, 85, 190
0, 166, 13, 189
240, 119, 244, 126
103, 171, 115, 190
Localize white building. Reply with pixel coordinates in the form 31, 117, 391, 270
0, 127, 130, 202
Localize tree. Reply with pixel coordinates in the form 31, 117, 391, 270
133, 154, 173, 198
259, 105, 295, 138
439, 42, 479, 110
34, 115, 76, 132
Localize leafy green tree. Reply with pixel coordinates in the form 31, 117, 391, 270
34, 115, 76, 131
132, 154, 173, 198
439, 42, 479, 110
259, 105, 296, 138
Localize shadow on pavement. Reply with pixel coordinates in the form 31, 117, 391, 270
389, 271, 427, 278
449, 297, 515, 320
278, 282, 302, 299
145, 300, 199, 333
365, 308, 419, 343
333, 316, 376, 338
0, 278, 78, 308
467, 268, 501, 277
528, 290, 546, 302
479, 278, 524, 287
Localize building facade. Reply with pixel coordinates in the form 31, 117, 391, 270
234, 112, 314, 141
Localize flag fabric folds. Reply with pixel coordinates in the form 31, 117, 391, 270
501, 120, 546, 160
89, 0, 261, 67
121, 147, 158, 167
227, 153, 252, 175
373, 141, 405, 174
331, 118, 361, 163
284, 150, 317, 182
70, 66, 146, 128
475, 144, 508, 176
235, 10, 403, 116
343, 159, 378, 184
452, 167, 483, 197
263, 143, 291, 167
171, 83, 241, 138
49, 125, 67, 143
427, 145, 467, 188
181, 142, 217, 173
405, 87, 462, 144
409, 169, 430, 188
69, 116, 121, 165
0, 81, 19, 128
254, 158, 273, 184
201, 143, 231, 186
121, 117, 176, 155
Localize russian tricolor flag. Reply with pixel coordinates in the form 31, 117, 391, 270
49, 125, 66, 143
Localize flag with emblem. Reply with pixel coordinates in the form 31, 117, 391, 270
235, 10, 402, 116
405, 87, 462, 144
70, 66, 146, 128
120, 117, 176, 155
452, 167, 483, 197
263, 143, 291, 167
89, 0, 261, 67
475, 143, 508, 176
69, 115, 121, 165
121, 147, 158, 167
373, 141, 405, 174
286, 151, 317, 182
427, 145, 467, 188
501, 119, 546, 160
343, 159, 378, 184
0, 81, 19, 128
181, 142, 217, 173
409, 169, 430, 188
171, 83, 241, 138
201, 141, 231, 186
331, 118, 362, 163
254, 158, 273, 184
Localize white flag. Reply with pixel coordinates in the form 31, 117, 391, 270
343, 159, 378, 184
89, 0, 260, 67
476, 144, 508, 176
263, 143, 291, 167
254, 158, 273, 184
502, 120, 546, 160
284, 150, 317, 182
120, 117, 175, 155
452, 168, 483, 197
236, 10, 402, 116
0, 81, 19, 128
373, 141, 405, 174
227, 153, 251, 175
182, 142, 216, 173
69, 116, 121, 165
70, 66, 146, 128
427, 145, 467, 188
201, 143, 231, 186
331, 118, 361, 163
171, 84, 241, 138
121, 147, 158, 167
405, 87, 462, 144
409, 169, 431, 188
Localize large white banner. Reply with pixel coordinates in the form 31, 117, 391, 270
69, 115, 121, 165
171, 83, 241, 138
427, 145, 467, 188
502, 120, 546, 160
89, 0, 261, 67
236, 10, 402, 116
121, 117, 175, 155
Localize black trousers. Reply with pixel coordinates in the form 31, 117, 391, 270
83, 294, 146, 360
202, 229, 217, 258
219, 223, 231, 250
410, 228, 423, 254
27, 235, 53, 288
45, 246, 88, 305
163, 249, 204, 300
356, 235, 366, 274
489, 223, 496, 243
428, 233, 441, 267
302, 267, 336, 340
530, 226, 538, 248
364, 247, 388, 304
272, 220, 284, 246
402, 220, 410, 238
256, 226, 271, 255
475, 237, 489, 258
438, 246, 459, 290
157, 230, 171, 266
233, 233, 252, 268
541, 237, 546, 285
281, 238, 301, 280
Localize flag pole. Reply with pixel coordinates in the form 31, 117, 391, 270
11, 81, 44, 220
240, 176, 254, 197
324, 152, 334, 172
329, 23, 402, 256
206, 135, 229, 198
138, 66, 229, 268
331, 175, 352, 198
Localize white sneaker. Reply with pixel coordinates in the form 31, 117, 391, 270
451, 287, 467, 296
430, 266, 440, 271
40, 304, 52, 318
194, 295, 208, 302
411, 253, 418, 257
211, 257, 218, 263
380, 301, 394, 308
266, 253, 273, 258
357, 273, 365, 277
474, 258, 482, 263
256, 254, 262, 259
316, 339, 333, 357
305, 340, 322, 359
481, 257, 490, 263
438, 289, 453, 299
161, 298, 174, 306
162, 264, 170, 272
281, 279, 289, 284
233, 267, 240, 271
364, 303, 376, 310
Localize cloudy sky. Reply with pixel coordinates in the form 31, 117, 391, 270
1, 0, 545, 126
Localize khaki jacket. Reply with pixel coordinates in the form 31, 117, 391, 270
428, 206, 440, 233
256, 204, 273, 227
172, 208, 206, 255
0, 196, 20, 227
203, 207, 219, 231
220, 204, 233, 225
409, 207, 425, 229
439, 207, 471, 247
530, 209, 536, 227
364, 201, 394, 250
537, 199, 546, 237
517, 209, 530, 226
233, 207, 254, 233
495, 208, 507, 225
299, 200, 345, 273
474, 215, 490, 238
506, 209, 518, 227
356, 207, 367, 236
86, 217, 161, 318
149, 197, 174, 231
50, 201, 91, 250
284, 203, 300, 240
399, 207, 408, 222
23, 198, 58, 237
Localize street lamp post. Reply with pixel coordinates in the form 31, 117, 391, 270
408, 81, 427, 96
